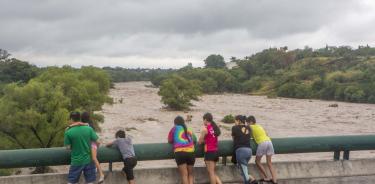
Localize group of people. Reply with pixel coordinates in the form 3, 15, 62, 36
64, 112, 137, 184
168, 113, 277, 184
63, 112, 277, 184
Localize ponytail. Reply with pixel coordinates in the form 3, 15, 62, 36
235, 115, 246, 124
174, 116, 190, 142
211, 121, 221, 137
203, 113, 221, 137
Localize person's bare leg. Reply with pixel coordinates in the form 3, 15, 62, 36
91, 148, 104, 181
128, 179, 135, 184
178, 164, 189, 184
187, 165, 194, 184
255, 156, 269, 180
205, 161, 216, 184
215, 175, 222, 184
213, 161, 222, 184
249, 174, 256, 182
266, 155, 277, 183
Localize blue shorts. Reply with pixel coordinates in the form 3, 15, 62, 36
68, 162, 96, 183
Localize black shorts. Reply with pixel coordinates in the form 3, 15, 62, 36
174, 152, 195, 166
204, 151, 219, 162
122, 157, 137, 181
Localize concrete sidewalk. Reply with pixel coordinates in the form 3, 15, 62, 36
1, 159, 375, 184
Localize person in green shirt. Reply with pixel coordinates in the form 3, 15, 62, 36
64, 112, 99, 184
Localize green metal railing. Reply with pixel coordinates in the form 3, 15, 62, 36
1, 135, 375, 169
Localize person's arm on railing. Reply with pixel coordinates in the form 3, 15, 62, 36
95, 140, 101, 147
192, 132, 197, 144
106, 141, 115, 147
167, 127, 175, 144
198, 126, 207, 145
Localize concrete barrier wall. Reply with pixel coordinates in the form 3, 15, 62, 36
1, 159, 375, 184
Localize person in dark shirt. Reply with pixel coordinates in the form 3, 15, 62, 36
232, 115, 258, 184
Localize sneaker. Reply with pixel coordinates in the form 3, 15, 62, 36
98, 175, 105, 184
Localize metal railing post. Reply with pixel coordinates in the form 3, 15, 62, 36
222, 156, 227, 166
109, 161, 113, 172
334, 151, 340, 161
343, 150, 350, 160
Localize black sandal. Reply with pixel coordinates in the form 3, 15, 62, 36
249, 179, 259, 184
259, 178, 272, 182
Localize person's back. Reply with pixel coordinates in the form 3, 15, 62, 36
108, 130, 137, 184
250, 124, 270, 145
232, 115, 257, 184
168, 116, 196, 184
247, 116, 277, 184
114, 137, 136, 159
64, 111, 99, 184
169, 125, 195, 152
205, 123, 218, 152
232, 124, 251, 150
65, 125, 97, 166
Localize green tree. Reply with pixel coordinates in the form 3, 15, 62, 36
202, 78, 218, 93
0, 58, 39, 83
204, 54, 226, 68
242, 77, 262, 92
0, 81, 70, 149
158, 75, 202, 110
0, 66, 112, 151
35, 66, 112, 113
344, 86, 365, 102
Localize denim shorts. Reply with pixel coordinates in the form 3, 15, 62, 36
68, 162, 96, 184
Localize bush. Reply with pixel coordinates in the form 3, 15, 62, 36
344, 86, 365, 102
201, 78, 218, 93
151, 73, 171, 87
0, 169, 13, 176
242, 77, 262, 92
368, 95, 375, 103
158, 75, 202, 110
295, 83, 313, 98
277, 83, 298, 97
319, 81, 338, 100
221, 114, 235, 124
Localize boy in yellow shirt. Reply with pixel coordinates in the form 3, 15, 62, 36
247, 116, 277, 184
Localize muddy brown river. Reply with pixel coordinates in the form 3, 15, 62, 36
34, 81, 374, 173
94, 82, 375, 168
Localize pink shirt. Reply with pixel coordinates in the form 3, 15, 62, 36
204, 123, 218, 152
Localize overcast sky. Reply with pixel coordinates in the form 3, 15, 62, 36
1, 0, 375, 68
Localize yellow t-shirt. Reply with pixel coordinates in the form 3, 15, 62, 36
250, 124, 271, 144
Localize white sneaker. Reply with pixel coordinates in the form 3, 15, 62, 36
98, 175, 105, 184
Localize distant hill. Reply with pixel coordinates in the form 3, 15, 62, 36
155, 46, 375, 104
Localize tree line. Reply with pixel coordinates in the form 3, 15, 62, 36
103, 67, 174, 83
152, 45, 375, 110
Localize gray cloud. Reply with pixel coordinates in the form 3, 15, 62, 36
0, 0, 374, 68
